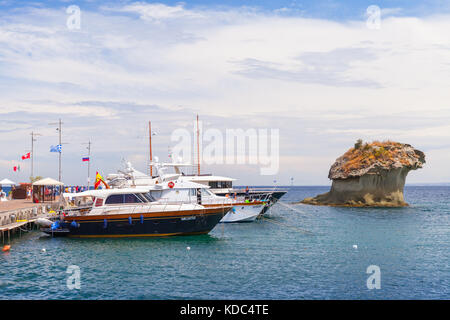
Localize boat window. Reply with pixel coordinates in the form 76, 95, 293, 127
141, 192, 157, 202
201, 188, 213, 197
208, 181, 219, 188
124, 194, 142, 203
105, 194, 143, 204
135, 193, 148, 203
105, 194, 124, 204
74, 196, 94, 207
190, 188, 197, 197
149, 190, 162, 200
209, 181, 231, 188
95, 197, 104, 207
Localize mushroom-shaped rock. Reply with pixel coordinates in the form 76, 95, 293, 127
301, 141, 425, 207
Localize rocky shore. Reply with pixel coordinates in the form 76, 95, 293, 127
301, 140, 426, 207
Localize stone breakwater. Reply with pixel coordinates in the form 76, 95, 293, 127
301, 141, 426, 207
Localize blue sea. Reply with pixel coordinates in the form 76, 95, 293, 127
1, 186, 449, 300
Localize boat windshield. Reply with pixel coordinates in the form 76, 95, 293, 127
141, 192, 157, 202
201, 189, 215, 197
63, 195, 95, 209
105, 193, 145, 205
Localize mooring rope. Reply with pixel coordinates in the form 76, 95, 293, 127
277, 201, 314, 216
260, 215, 314, 236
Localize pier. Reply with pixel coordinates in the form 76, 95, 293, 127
0, 199, 55, 244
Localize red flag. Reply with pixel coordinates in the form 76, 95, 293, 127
13, 166, 17, 172
22, 152, 30, 160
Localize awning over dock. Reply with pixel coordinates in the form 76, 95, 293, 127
32, 178, 64, 203
32, 178, 64, 186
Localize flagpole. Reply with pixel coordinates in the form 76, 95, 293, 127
149, 121, 153, 177
83, 141, 91, 189
31, 133, 33, 179
196, 114, 200, 175
58, 119, 62, 182
88, 141, 91, 189
49, 119, 63, 182
30, 131, 41, 180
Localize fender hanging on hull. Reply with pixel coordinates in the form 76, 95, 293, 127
41, 208, 229, 238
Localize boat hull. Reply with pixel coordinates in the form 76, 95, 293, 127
259, 191, 287, 214
42, 207, 230, 238
220, 204, 262, 223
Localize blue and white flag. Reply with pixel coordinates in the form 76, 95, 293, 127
50, 144, 62, 153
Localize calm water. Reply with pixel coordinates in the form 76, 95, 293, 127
1, 186, 449, 300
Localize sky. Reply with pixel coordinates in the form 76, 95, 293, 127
1, 0, 450, 186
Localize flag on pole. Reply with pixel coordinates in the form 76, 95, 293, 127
13, 165, 20, 172
50, 144, 62, 153
22, 152, 30, 160
94, 171, 109, 189
82, 157, 90, 162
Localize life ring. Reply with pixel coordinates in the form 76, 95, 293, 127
168, 181, 175, 188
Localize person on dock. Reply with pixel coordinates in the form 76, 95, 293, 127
0, 187, 6, 202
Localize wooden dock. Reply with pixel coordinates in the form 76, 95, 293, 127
0, 200, 56, 244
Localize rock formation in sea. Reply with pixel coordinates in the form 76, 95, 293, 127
301, 140, 426, 207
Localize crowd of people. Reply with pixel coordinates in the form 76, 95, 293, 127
63, 186, 91, 193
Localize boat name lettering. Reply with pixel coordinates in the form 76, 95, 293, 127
181, 216, 196, 221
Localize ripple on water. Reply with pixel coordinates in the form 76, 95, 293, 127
0, 186, 449, 299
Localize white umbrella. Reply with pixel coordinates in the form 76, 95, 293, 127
0, 178, 16, 185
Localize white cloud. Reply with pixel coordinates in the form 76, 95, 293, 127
380, 8, 403, 17
0, 5, 449, 184
116, 2, 203, 21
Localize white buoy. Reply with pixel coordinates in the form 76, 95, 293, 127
353, 245, 358, 249
186, 246, 191, 251
41, 248, 46, 253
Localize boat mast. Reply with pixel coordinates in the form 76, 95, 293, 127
149, 121, 153, 177
196, 114, 200, 175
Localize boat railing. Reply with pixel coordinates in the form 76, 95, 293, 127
88, 198, 232, 216
231, 187, 289, 193
224, 193, 271, 202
